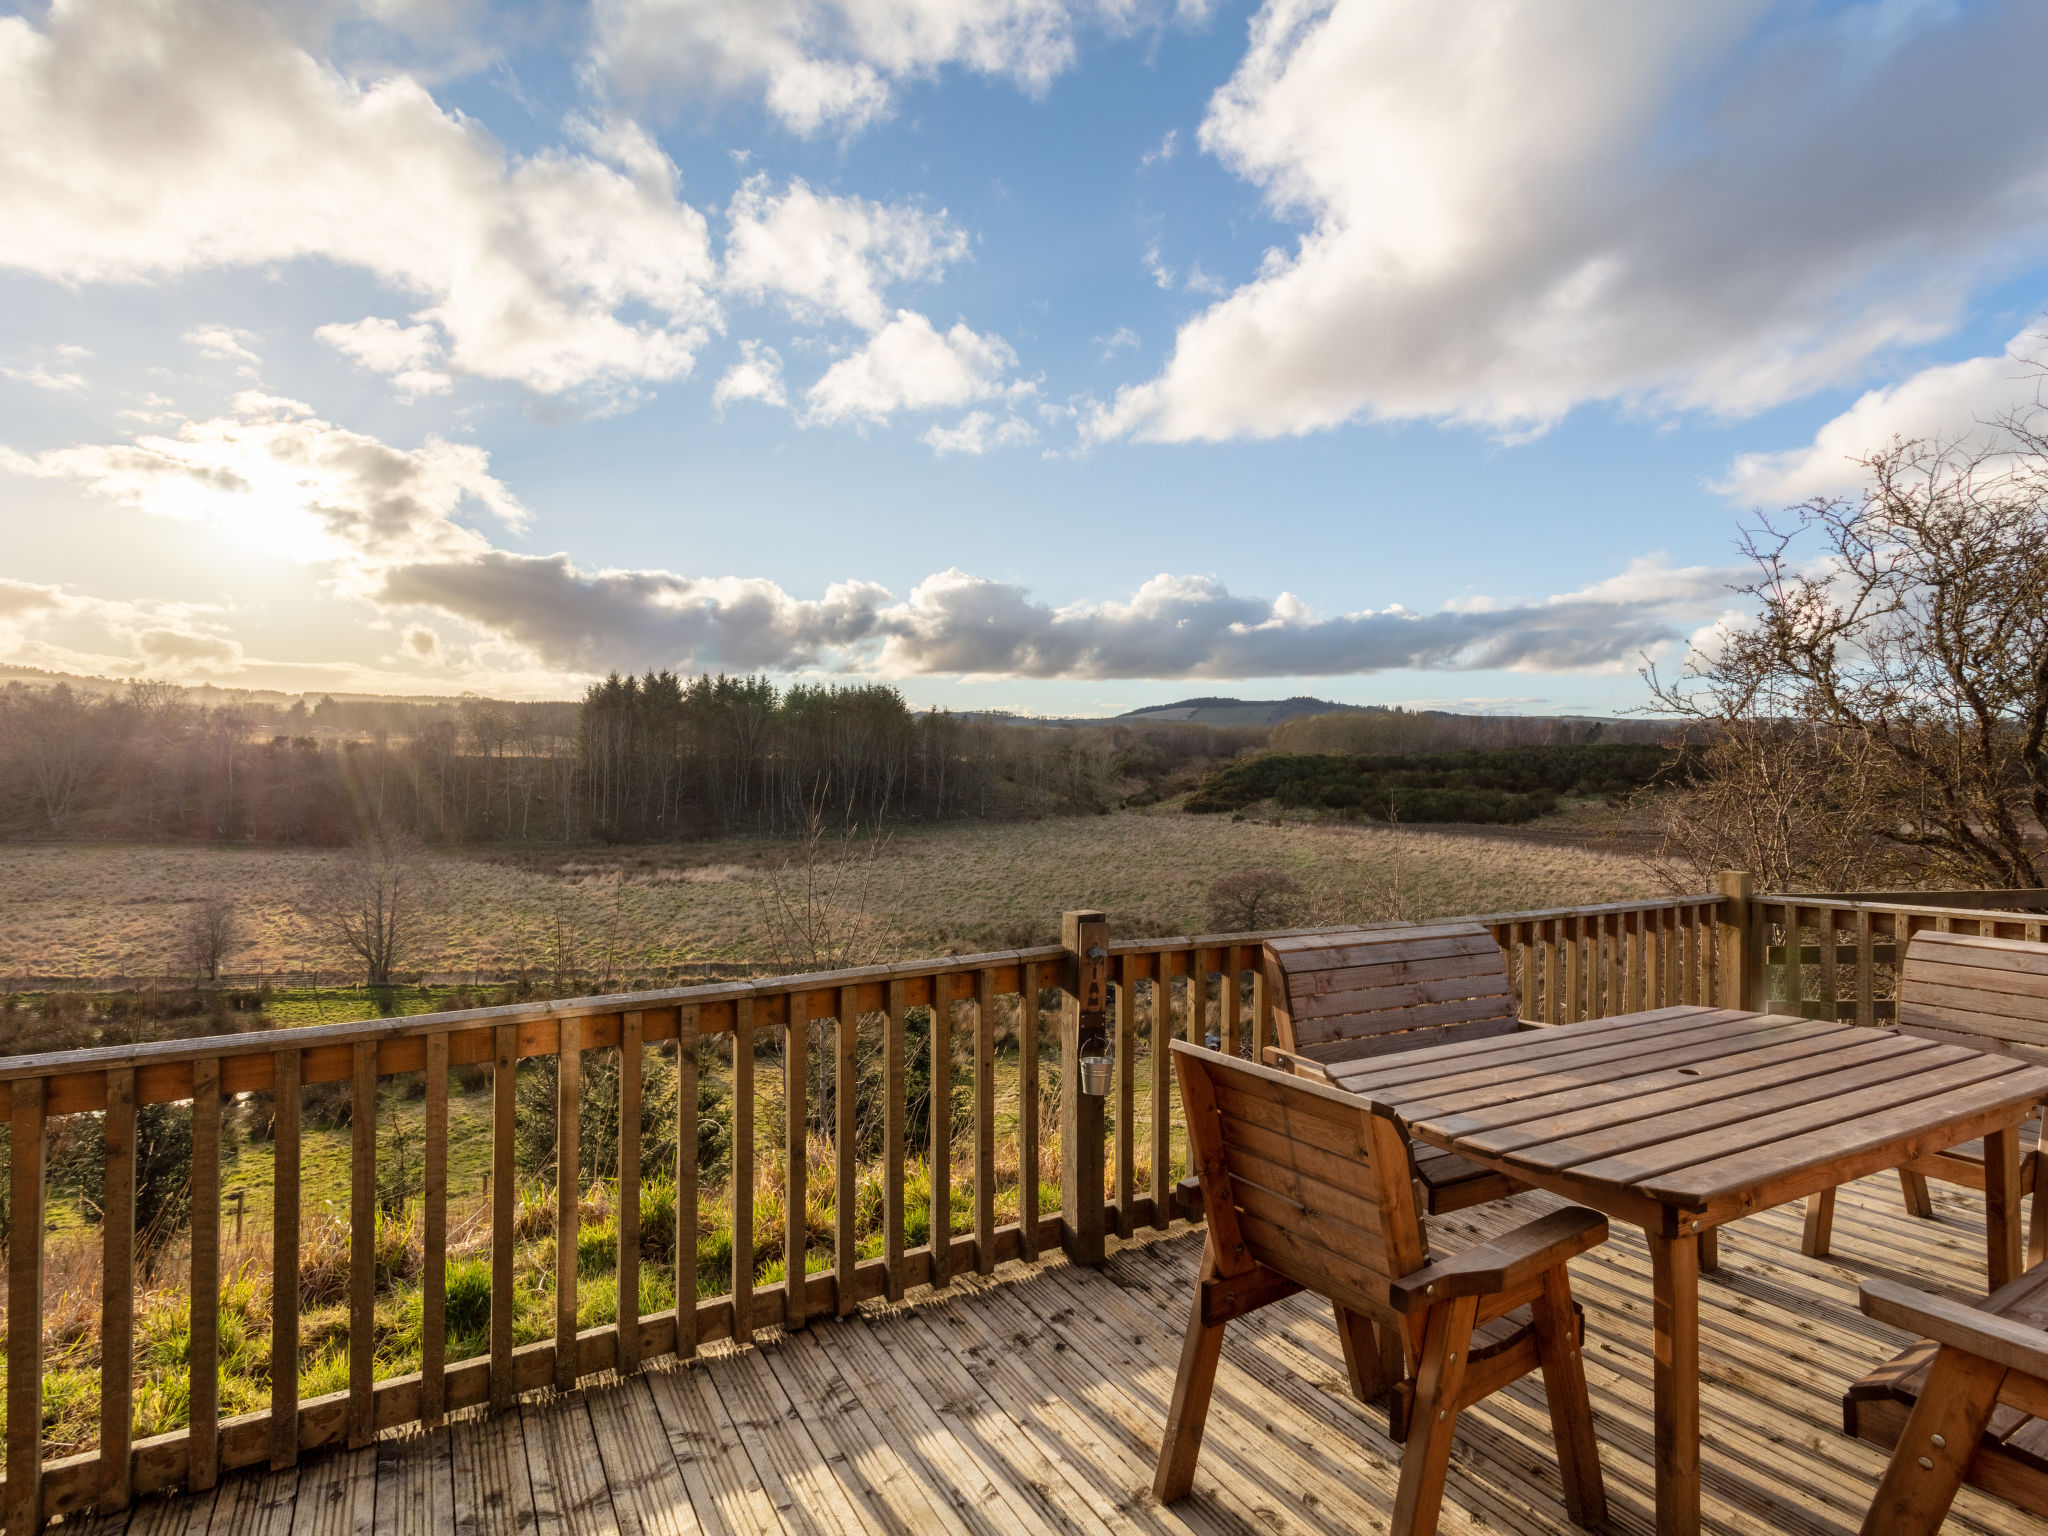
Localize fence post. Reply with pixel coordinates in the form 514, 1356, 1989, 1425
1061, 909, 1108, 1268
1717, 870, 1765, 1011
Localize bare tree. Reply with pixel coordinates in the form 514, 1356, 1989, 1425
182, 894, 239, 982
2, 683, 108, 834
755, 800, 890, 972
1206, 869, 1304, 932
299, 832, 442, 985
1650, 390, 2048, 889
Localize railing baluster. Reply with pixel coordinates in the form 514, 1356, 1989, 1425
732, 996, 755, 1340
555, 1017, 581, 1390
884, 980, 907, 1301
489, 1024, 516, 1412
1250, 955, 1271, 1062
836, 985, 858, 1316
7, 1078, 45, 1536
1150, 960, 1172, 1232
100, 1065, 136, 1513
269, 1049, 301, 1470
975, 969, 996, 1275
617, 1010, 642, 1374
1821, 909, 1841, 1022
1542, 918, 1561, 1022
1114, 956, 1136, 1239
1629, 915, 1648, 1012
348, 1041, 376, 1448
190, 1059, 221, 1485
1856, 911, 1875, 1028
929, 984, 951, 1290
1518, 924, 1538, 1019
1567, 915, 1586, 1022
1019, 962, 1040, 1263
676, 1005, 700, 1358
1604, 914, 1623, 1019
423, 1032, 448, 1425
1226, 946, 1244, 1056
785, 993, 809, 1329
1650, 907, 1667, 1008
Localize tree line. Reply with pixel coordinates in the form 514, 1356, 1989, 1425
0, 673, 1263, 845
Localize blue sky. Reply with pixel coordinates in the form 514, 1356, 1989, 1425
4, 0, 2048, 716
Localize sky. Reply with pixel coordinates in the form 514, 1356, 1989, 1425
3, 0, 2048, 717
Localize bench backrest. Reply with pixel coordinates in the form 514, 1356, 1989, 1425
1172, 1041, 1427, 1322
1900, 930, 2048, 1064
1262, 922, 1520, 1067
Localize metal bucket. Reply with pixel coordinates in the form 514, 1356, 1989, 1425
1078, 1055, 1114, 1096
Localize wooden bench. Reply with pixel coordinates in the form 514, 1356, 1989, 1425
1804, 930, 2048, 1263
1156, 1042, 1610, 1536
1261, 922, 1533, 1214
1845, 1269, 2048, 1532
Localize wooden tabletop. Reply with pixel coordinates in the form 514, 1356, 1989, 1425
1327, 1006, 2048, 1220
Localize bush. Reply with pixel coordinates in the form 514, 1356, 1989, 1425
1182, 743, 1694, 820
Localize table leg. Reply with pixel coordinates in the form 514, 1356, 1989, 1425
1698, 1228, 1720, 1274
1650, 1229, 1701, 1536
1986, 1125, 2023, 1292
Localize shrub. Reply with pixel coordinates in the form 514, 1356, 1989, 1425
1204, 869, 1304, 933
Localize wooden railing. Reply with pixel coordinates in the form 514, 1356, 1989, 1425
1749, 893, 2048, 1028
0, 892, 1745, 1527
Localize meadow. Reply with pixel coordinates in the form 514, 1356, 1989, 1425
0, 802, 1659, 984
0, 804, 1664, 1455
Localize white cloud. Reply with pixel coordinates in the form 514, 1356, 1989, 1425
805, 310, 1022, 423
135, 626, 245, 673
184, 325, 261, 366
920, 410, 1036, 455
1144, 241, 1174, 290
1721, 327, 2048, 504
596, 0, 1078, 137
316, 317, 453, 398
1094, 1, 2048, 443
1, 0, 717, 399
1140, 128, 1177, 169
2, 362, 87, 393
712, 341, 790, 411
5, 402, 1736, 681
1095, 325, 1139, 362
1, 392, 522, 576
724, 175, 968, 330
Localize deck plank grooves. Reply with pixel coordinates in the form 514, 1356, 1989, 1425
107, 1171, 2048, 1536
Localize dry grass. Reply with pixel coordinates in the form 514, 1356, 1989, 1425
0, 809, 1657, 982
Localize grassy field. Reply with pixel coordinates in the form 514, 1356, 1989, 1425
0, 804, 1659, 982
0, 806, 1658, 1455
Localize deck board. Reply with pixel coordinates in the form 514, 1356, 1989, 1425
95, 1170, 2048, 1536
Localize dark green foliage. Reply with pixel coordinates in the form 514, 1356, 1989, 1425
1183, 743, 1698, 821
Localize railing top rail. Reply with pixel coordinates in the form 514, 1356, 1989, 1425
0, 892, 1723, 1088
1757, 893, 2048, 919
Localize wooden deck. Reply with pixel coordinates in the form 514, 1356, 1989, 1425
94, 1172, 2048, 1536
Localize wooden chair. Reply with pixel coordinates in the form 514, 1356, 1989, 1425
1154, 1041, 1610, 1536
1261, 922, 1532, 1214
1803, 930, 2048, 1262
1844, 1270, 2048, 1533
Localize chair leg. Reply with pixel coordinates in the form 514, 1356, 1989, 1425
1531, 1267, 1607, 1528
1335, 1305, 1387, 1402
1390, 1295, 1477, 1536
1381, 1323, 1410, 1440
1898, 1169, 1935, 1220
1802, 1186, 1837, 1257
1858, 1344, 2005, 1536
1154, 1284, 1227, 1503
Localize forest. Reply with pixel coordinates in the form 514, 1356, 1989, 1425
0, 673, 1264, 845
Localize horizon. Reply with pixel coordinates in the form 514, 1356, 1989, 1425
6, 2, 2048, 719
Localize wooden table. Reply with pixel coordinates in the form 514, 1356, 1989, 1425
1325, 1004, 2048, 1536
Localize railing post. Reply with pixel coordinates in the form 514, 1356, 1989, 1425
1718, 870, 1764, 1011
1061, 909, 1108, 1268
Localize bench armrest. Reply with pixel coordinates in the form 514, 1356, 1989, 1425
1259, 1047, 1332, 1081
1860, 1275, 2048, 1381
1390, 1206, 1608, 1311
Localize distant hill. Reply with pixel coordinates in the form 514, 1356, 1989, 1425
1116, 695, 1375, 727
